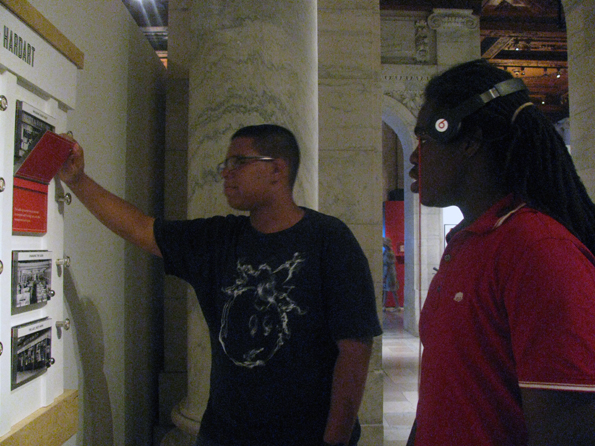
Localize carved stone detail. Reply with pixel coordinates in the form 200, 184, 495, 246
383, 72, 432, 116
414, 20, 430, 63
428, 9, 479, 31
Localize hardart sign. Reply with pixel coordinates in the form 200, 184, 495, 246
3, 24, 36, 67
0, 3, 77, 109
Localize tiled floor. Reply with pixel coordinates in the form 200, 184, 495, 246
383, 310, 420, 446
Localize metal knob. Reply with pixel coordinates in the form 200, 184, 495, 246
57, 193, 72, 205
0, 260, 3, 275
56, 256, 71, 267
48, 289, 56, 298
0, 177, 5, 192
0, 96, 7, 111
56, 319, 71, 330
0, 342, 3, 356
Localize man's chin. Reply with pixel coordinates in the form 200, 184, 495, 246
226, 199, 250, 212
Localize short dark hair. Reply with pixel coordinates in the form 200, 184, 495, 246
425, 59, 595, 255
232, 124, 300, 188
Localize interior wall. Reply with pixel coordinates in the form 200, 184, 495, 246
318, 1, 384, 443
24, 1, 166, 445
563, 0, 595, 196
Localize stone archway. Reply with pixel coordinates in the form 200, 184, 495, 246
382, 95, 424, 335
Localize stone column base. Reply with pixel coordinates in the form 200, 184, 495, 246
160, 401, 200, 446
160, 427, 196, 446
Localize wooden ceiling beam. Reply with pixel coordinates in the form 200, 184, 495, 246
482, 36, 514, 58
487, 58, 567, 69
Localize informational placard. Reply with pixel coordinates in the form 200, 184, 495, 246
11, 318, 53, 390
11, 250, 52, 312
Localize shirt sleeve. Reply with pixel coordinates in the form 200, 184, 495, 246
154, 217, 198, 281
505, 237, 595, 392
320, 219, 382, 341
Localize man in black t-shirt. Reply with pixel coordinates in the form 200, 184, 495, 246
59, 124, 382, 446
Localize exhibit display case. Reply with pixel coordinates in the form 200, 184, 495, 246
0, 0, 82, 438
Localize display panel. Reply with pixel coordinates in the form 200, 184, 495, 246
11, 318, 54, 390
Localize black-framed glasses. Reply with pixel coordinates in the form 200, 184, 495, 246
217, 155, 276, 175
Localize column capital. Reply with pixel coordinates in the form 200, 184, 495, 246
428, 9, 479, 31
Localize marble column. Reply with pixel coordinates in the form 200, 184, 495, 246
562, 0, 595, 196
429, 8, 481, 67
162, 1, 318, 444
318, 1, 383, 444
186, 1, 318, 215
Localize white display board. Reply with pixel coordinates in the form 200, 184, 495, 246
0, 2, 78, 436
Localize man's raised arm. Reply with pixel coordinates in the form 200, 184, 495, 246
58, 137, 162, 257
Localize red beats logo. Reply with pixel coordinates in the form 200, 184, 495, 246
436, 118, 449, 133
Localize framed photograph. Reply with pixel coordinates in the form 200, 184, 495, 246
11, 318, 53, 390
14, 100, 56, 171
11, 251, 53, 312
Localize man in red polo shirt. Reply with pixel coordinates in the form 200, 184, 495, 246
407, 60, 595, 445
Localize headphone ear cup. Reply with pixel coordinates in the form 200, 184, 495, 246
427, 111, 461, 143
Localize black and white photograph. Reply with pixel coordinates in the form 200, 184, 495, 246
11, 251, 53, 312
14, 100, 56, 170
11, 318, 53, 390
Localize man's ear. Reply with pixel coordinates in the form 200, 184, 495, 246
271, 158, 289, 184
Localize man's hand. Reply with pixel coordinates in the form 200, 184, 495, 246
324, 338, 374, 444
58, 133, 85, 186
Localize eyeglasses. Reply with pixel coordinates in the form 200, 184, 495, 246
217, 155, 276, 175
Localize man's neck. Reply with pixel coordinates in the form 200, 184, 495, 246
250, 201, 305, 234
458, 190, 507, 228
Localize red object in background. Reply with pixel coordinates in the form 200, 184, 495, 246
12, 131, 73, 235
384, 200, 405, 307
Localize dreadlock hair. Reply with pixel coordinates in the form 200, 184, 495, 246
232, 124, 300, 189
424, 59, 595, 255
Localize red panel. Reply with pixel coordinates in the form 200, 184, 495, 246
12, 177, 49, 235
384, 201, 405, 307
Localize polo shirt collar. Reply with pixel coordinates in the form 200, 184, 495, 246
446, 194, 527, 242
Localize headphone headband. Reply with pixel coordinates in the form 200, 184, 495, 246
427, 78, 528, 143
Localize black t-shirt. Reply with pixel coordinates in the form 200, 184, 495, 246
154, 208, 382, 446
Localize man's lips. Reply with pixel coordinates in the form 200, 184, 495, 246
409, 166, 419, 181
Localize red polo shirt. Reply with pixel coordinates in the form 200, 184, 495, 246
416, 195, 595, 446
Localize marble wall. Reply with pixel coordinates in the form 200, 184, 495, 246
318, 1, 383, 443
563, 0, 595, 196
186, 1, 318, 216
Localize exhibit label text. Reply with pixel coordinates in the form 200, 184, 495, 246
3, 25, 35, 67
